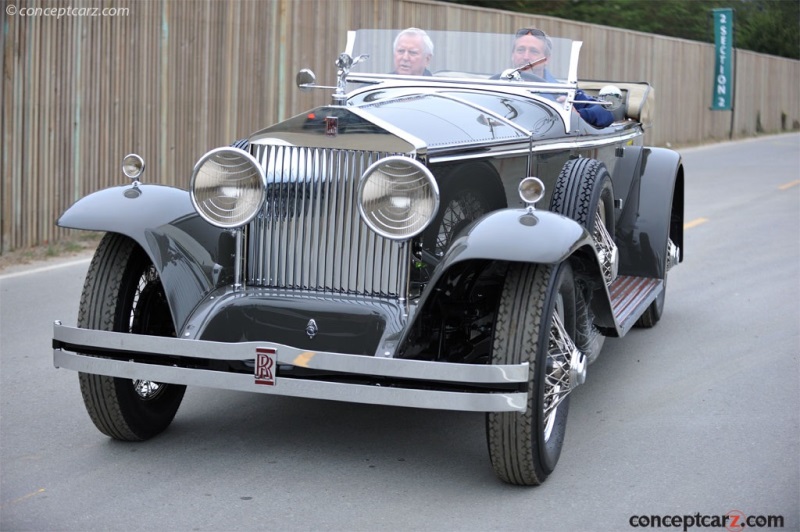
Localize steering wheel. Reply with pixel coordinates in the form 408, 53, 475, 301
519, 72, 548, 83
522, 74, 549, 83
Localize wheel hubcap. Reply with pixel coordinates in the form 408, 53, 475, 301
133, 379, 164, 399
543, 298, 585, 441
129, 264, 169, 399
594, 209, 618, 284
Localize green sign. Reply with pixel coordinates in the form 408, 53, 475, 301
711, 8, 734, 110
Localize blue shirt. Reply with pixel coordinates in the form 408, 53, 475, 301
541, 70, 614, 128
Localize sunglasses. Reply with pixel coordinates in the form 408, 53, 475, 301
515, 28, 547, 38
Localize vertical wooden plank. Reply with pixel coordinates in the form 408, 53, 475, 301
0, 0, 798, 253
1, 8, 18, 251
41, 11, 51, 244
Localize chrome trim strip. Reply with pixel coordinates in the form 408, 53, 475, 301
428, 130, 641, 164
54, 350, 527, 412
429, 146, 533, 164
233, 228, 243, 290
53, 323, 529, 385
348, 74, 577, 93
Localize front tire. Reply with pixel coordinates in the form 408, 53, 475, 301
78, 233, 186, 441
487, 262, 577, 485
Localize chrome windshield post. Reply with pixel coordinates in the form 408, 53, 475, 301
233, 227, 244, 291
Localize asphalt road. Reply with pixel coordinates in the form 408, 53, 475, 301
1, 134, 798, 531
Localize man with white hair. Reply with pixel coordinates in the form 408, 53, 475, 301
392, 28, 433, 76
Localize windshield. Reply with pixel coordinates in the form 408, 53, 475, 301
348, 29, 579, 83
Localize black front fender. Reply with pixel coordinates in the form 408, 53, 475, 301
404, 208, 612, 342
434, 208, 594, 271
57, 184, 235, 332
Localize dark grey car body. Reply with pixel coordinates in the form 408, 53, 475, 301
52, 29, 683, 484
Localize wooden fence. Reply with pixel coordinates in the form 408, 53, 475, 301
2, 0, 798, 253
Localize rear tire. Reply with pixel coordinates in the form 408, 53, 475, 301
78, 233, 185, 441
634, 278, 666, 327
550, 158, 615, 237
486, 262, 577, 485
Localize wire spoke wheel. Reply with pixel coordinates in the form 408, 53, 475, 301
543, 311, 573, 437
487, 262, 577, 486
434, 189, 487, 256
77, 233, 186, 441
126, 263, 173, 399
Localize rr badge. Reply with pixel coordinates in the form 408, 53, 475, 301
325, 116, 338, 137
255, 347, 276, 386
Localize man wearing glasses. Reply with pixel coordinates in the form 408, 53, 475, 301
512, 28, 552, 80
512, 28, 614, 128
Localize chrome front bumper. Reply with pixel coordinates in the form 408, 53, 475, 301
53, 322, 529, 412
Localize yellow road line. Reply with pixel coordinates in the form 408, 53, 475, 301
1, 488, 46, 508
778, 179, 800, 190
684, 218, 709, 229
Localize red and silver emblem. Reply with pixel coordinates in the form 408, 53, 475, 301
325, 116, 338, 137
255, 347, 276, 386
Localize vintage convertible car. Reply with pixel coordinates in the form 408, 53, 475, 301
52, 29, 684, 485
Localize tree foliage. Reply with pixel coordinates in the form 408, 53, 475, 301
442, 0, 799, 59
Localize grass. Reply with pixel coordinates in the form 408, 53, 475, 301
0, 232, 102, 273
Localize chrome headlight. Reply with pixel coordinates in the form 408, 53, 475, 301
121, 153, 145, 182
190, 147, 266, 228
358, 156, 439, 240
518, 177, 545, 206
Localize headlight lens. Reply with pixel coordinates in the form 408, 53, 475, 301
121, 153, 145, 181
190, 148, 266, 228
358, 156, 439, 240
518, 177, 545, 205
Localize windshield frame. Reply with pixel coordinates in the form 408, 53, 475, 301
340, 29, 583, 132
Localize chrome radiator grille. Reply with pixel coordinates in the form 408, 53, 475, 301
246, 144, 410, 297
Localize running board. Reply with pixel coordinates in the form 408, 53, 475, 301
608, 275, 664, 335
